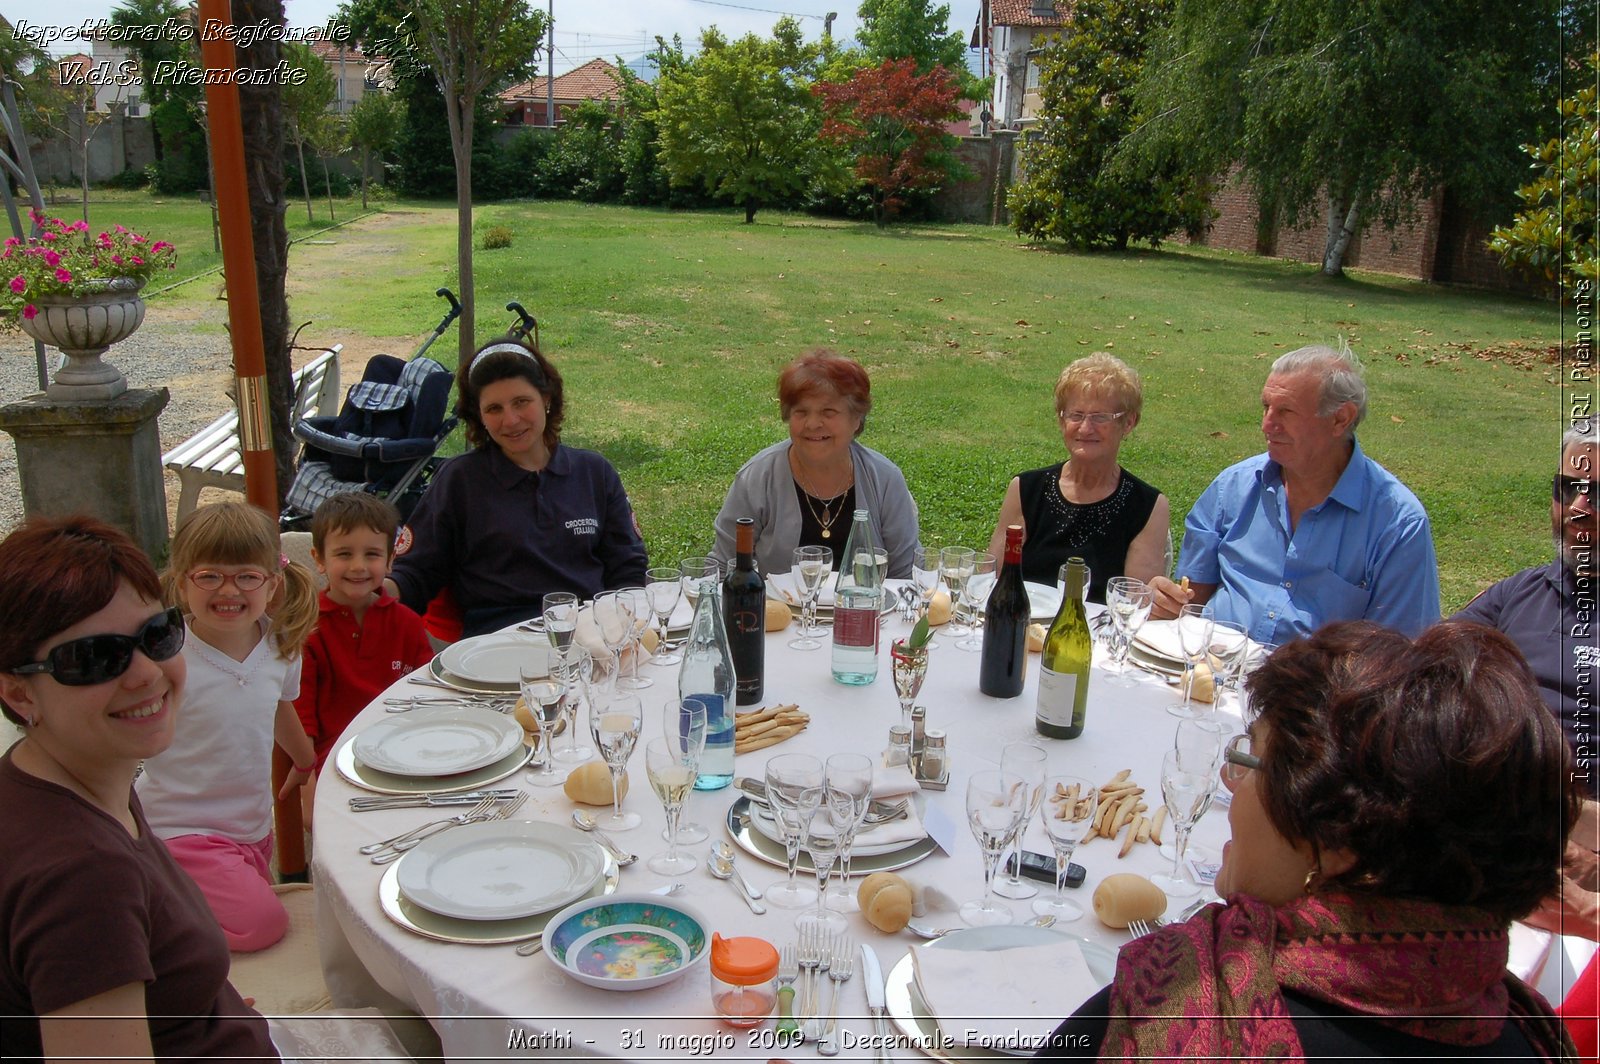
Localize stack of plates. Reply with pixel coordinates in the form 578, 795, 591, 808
431, 633, 551, 693
379, 820, 618, 944
726, 797, 936, 874
336, 706, 534, 794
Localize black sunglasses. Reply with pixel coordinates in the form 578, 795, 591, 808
1555, 475, 1596, 505
11, 608, 186, 686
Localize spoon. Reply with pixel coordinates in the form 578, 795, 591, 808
570, 810, 639, 866
515, 883, 686, 955
713, 840, 765, 901
906, 913, 1056, 940
707, 847, 767, 914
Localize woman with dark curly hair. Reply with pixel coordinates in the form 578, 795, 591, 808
1039, 620, 1579, 1060
386, 339, 648, 637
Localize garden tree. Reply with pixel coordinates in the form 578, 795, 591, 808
855, 0, 983, 98
1128, 0, 1556, 276
815, 57, 966, 226
282, 41, 338, 224
1489, 52, 1598, 300
655, 18, 821, 224
1008, 0, 1208, 249
615, 37, 688, 207
346, 89, 402, 208
545, 100, 624, 202
109, 0, 188, 160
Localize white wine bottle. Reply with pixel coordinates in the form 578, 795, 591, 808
1036, 556, 1091, 739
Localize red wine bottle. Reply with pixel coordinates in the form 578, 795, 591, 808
723, 517, 765, 705
979, 524, 1029, 698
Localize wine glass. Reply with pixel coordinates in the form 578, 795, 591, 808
1202, 613, 1251, 711
1173, 716, 1228, 775
939, 546, 976, 638
663, 698, 709, 845
616, 586, 653, 690
542, 592, 579, 648
822, 752, 873, 912
889, 637, 928, 732
644, 567, 683, 666
961, 768, 1027, 926
1032, 775, 1099, 920
1102, 577, 1153, 687
591, 590, 634, 690
993, 742, 1048, 900
519, 662, 566, 788
798, 801, 849, 936
911, 544, 942, 649
1150, 749, 1213, 898
764, 754, 824, 909
956, 551, 996, 652
679, 556, 719, 614
588, 692, 642, 831
550, 641, 595, 764
1169, 604, 1216, 719
644, 738, 700, 875
789, 545, 832, 651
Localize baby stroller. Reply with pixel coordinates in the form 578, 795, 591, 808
281, 288, 462, 526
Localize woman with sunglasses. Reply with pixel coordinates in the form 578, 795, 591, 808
0, 516, 277, 1061
135, 501, 319, 953
1037, 621, 1578, 1060
987, 353, 1168, 603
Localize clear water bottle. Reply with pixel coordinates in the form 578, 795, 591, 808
832, 508, 884, 685
680, 575, 736, 789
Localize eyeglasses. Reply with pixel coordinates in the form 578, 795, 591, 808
1058, 410, 1126, 427
1554, 475, 1596, 506
11, 608, 186, 687
187, 568, 270, 592
1221, 733, 1261, 783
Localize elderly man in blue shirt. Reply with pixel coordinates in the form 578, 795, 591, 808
1151, 343, 1440, 643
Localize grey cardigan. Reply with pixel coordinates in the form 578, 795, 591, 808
712, 440, 920, 579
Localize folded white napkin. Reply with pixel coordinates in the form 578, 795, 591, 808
872, 762, 922, 799
750, 800, 926, 851
909, 938, 1101, 1051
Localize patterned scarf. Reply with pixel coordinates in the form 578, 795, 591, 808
1100, 891, 1573, 1062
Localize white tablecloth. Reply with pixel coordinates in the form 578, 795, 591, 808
305, 606, 1335, 1059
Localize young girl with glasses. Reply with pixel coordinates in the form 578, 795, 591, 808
136, 500, 319, 952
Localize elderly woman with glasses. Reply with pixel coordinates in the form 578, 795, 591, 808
988, 353, 1168, 603
386, 338, 649, 638
1037, 620, 1577, 1060
0, 516, 277, 1062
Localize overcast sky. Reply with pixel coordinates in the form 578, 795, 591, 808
13, 0, 984, 75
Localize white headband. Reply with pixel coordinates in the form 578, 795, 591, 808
470, 342, 541, 372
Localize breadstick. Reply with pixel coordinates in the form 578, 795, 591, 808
1110, 792, 1141, 836
1135, 815, 1152, 844
1180, 576, 1190, 592
735, 703, 800, 728
1149, 807, 1167, 846
736, 711, 809, 738
1106, 769, 1132, 786
1118, 819, 1140, 858
735, 724, 807, 753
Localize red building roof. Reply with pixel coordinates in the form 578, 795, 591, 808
502, 59, 623, 105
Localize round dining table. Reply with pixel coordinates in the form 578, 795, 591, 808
308, 597, 1556, 1061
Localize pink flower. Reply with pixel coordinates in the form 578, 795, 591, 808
112, 254, 124, 266
42, 249, 61, 268
131, 234, 145, 243
3, 237, 18, 248
8, 276, 24, 293
129, 256, 144, 267
22, 304, 37, 320
151, 241, 170, 252
72, 220, 89, 232
40, 231, 56, 242
114, 225, 127, 234
98, 233, 113, 248
55, 268, 72, 284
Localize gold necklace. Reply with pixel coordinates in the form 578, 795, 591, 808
793, 468, 853, 539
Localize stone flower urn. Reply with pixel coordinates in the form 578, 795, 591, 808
18, 277, 146, 401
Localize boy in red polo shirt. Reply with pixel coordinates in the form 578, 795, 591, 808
296, 493, 434, 821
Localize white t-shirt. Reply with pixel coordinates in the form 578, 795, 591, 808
136, 618, 302, 843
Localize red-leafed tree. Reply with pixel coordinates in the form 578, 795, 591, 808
815, 57, 966, 227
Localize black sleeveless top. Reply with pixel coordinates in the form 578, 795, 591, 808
1015, 463, 1161, 604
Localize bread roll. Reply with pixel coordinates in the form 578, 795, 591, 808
926, 589, 952, 626
858, 872, 914, 933
564, 761, 627, 805
1026, 623, 1046, 653
765, 598, 792, 631
1091, 873, 1167, 929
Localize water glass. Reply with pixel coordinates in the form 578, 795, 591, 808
1150, 750, 1213, 898
790, 545, 832, 651
799, 805, 848, 935
551, 641, 594, 763
911, 544, 942, 648
822, 752, 873, 912
994, 742, 1048, 900
615, 586, 653, 690
644, 567, 683, 666
1103, 577, 1152, 687
939, 547, 976, 638
588, 692, 642, 831
764, 754, 824, 909
1033, 775, 1098, 920
664, 698, 710, 845
519, 662, 566, 788
956, 551, 996, 652
542, 592, 580, 649
645, 738, 700, 874
1169, 604, 1216, 719
680, 556, 720, 612
961, 769, 1026, 926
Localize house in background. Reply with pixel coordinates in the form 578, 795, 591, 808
970, 0, 1069, 130
500, 59, 625, 126
309, 40, 384, 113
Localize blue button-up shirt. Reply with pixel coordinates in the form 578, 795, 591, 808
1178, 439, 1440, 644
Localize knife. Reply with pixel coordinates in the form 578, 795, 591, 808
860, 943, 891, 1063
348, 789, 519, 810
735, 777, 770, 801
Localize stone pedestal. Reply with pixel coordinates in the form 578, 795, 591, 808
0, 388, 171, 561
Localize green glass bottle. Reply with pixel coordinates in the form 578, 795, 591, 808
1035, 557, 1091, 739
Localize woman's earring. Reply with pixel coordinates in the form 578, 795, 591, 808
1303, 865, 1322, 894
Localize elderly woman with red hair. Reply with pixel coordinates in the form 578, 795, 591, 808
714, 349, 919, 577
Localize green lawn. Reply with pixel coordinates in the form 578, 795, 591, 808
138, 196, 1565, 612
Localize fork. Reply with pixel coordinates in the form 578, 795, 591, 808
804, 934, 833, 1040
1127, 918, 1157, 938
796, 923, 823, 1034
775, 943, 800, 1036
358, 794, 496, 855
817, 934, 853, 1056
370, 792, 527, 864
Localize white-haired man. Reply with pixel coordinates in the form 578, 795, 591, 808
1152, 343, 1440, 642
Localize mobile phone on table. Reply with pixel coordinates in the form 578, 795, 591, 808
1006, 851, 1085, 887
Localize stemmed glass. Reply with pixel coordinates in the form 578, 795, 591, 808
1170, 604, 1216, 719
911, 544, 942, 649
542, 592, 580, 649
1150, 749, 1213, 898
798, 802, 849, 935
822, 752, 873, 913
550, 640, 595, 764
789, 546, 832, 651
1167, 716, 1228, 860
939, 547, 976, 638
588, 692, 643, 831
961, 768, 1027, 926
680, 557, 720, 613
591, 591, 634, 691
1203, 613, 1251, 711
1102, 577, 1153, 686
644, 738, 700, 874
889, 638, 928, 732
956, 552, 996, 652
1033, 775, 1099, 920
764, 754, 824, 909
663, 698, 709, 845
994, 742, 1048, 900
644, 567, 683, 666
617, 586, 654, 689
519, 662, 567, 788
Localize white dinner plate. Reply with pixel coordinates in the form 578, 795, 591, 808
1024, 581, 1062, 621
1132, 619, 1187, 664
746, 796, 924, 858
725, 798, 936, 874
396, 819, 606, 921
333, 733, 534, 795
438, 633, 551, 688
352, 706, 525, 777
886, 926, 1115, 1061
378, 851, 620, 944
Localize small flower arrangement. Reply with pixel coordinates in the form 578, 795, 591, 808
2, 211, 177, 331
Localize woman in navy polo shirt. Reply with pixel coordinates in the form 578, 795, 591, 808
387, 339, 648, 638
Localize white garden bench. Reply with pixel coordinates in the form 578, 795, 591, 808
163, 345, 342, 521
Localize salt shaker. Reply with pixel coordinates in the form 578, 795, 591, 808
884, 724, 913, 768
920, 729, 947, 781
